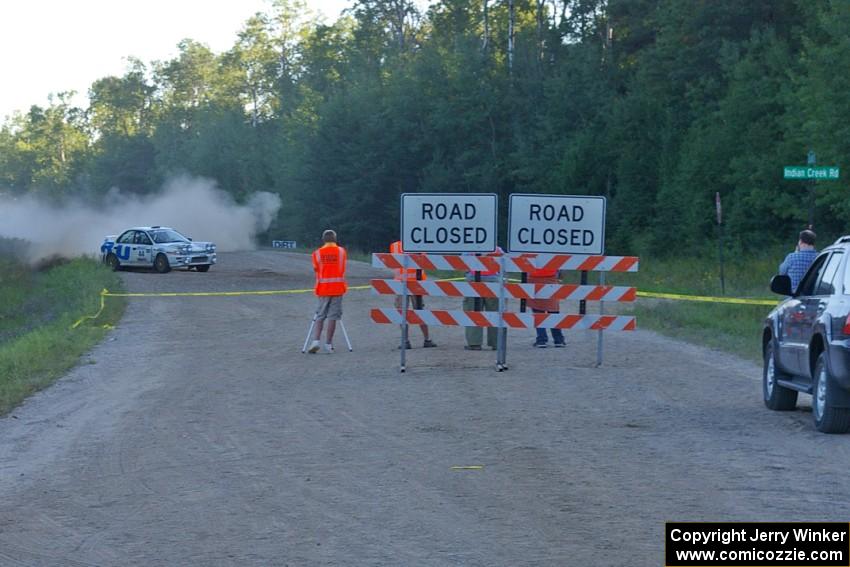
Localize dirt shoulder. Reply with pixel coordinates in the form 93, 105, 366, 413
0, 251, 847, 566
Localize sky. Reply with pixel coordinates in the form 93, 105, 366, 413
0, 0, 354, 121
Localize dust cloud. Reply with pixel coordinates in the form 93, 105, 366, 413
0, 176, 282, 263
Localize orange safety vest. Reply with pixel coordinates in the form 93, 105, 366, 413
530, 267, 558, 278
527, 266, 559, 312
390, 240, 426, 281
312, 243, 348, 296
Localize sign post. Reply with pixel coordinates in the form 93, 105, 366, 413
716, 192, 725, 295
807, 150, 816, 229
497, 254, 508, 371
783, 152, 839, 230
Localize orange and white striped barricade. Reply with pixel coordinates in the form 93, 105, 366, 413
371, 252, 639, 372
501, 252, 639, 367
371, 308, 636, 330
371, 252, 639, 274
370, 279, 637, 302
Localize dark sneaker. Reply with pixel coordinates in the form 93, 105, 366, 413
464, 345, 482, 351
398, 340, 412, 350
533, 341, 548, 348
553, 341, 566, 348
423, 339, 437, 348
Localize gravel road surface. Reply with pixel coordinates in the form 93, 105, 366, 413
1, 251, 848, 566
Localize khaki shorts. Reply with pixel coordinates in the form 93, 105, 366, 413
315, 295, 343, 321
395, 295, 424, 310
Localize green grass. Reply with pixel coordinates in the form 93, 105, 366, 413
0, 257, 126, 414
608, 251, 785, 361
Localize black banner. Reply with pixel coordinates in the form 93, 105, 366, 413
666, 522, 849, 566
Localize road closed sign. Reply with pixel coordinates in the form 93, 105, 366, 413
509, 194, 606, 254
401, 193, 498, 253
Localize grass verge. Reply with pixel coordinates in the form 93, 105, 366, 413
609, 252, 783, 362
0, 257, 126, 414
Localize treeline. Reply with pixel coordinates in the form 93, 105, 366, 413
2, 0, 849, 254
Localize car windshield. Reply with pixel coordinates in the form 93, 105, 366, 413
150, 229, 188, 244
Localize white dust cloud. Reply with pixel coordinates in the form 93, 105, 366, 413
0, 176, 282, 262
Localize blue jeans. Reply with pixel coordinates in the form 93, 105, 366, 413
533, 309, 564, 344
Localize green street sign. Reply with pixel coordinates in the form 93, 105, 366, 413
784, 166, 840, 180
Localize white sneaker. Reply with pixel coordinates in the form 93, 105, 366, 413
307, 340, 320, 354
323, 343, 334, 354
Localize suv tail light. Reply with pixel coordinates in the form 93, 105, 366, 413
843, 314, 850, 336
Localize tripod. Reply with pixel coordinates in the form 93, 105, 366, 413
301, 313, 353, 353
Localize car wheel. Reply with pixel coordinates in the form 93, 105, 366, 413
813, 353, 850, 433
154, 253, 171, 274
196, 265, 210, 272
106, 253, 121, 272
763, 340, 797, 410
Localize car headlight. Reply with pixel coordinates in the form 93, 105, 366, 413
206, 243, 216, 252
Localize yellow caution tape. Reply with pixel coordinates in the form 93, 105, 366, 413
637, 290, 777, 306
72, 281, 777, 330
70, 288, 109, 329
100, 278, 472, 298
102, 285, 371, 298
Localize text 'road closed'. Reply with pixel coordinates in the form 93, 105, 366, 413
401, 193, 497, 253
509, 194, 606, 254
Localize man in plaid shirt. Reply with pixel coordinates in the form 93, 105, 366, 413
779, 229, 818, 292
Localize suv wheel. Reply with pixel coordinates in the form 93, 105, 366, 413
813, 353, 850, 433
763, 340, 797, 410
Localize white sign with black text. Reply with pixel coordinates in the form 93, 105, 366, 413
508, 194, 606, 254
401, 193, 498, 253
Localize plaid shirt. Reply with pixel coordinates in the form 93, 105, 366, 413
779, 249, 818, 291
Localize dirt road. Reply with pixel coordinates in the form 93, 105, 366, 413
1, 251, 848, 566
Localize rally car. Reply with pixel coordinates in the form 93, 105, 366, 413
100, 226, 217, 273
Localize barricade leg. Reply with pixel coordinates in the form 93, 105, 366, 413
496, 255, 508, 371
400, 254, 409, 373
596, 272, 605, 367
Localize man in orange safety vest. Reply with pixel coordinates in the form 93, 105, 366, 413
390, 240, 436, 349
308, 229, 348, 353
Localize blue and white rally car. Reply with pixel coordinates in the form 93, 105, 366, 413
100, 226, 217, 273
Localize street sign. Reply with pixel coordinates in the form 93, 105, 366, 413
272, 240, 297, 248
508, 194, 606, 254
783, 166, 839, 180
401, 193, 498, 253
